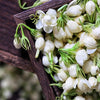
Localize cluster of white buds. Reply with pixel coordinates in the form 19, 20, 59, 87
65, 5, 83, 17
13, 0, 100, 99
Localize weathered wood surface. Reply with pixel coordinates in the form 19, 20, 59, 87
0, 0, 37, 72
14, 0, 72, 100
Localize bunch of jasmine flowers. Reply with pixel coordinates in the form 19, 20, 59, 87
14, 0, 100, 99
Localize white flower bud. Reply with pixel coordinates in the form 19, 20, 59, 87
64, 43, 75, 49
44, 40, 54, 53
79, 32, 86, 46
3, 90, 12, 99
78, 78, 91, 93
46, 9, 57, 17
75, 49, 89, 66
62, 77, 75, 93
54, 74, 60, 81
68, 64, 77, 78
64, 26, 73, 38
88, 77, 97, 88
74, 16, 85, 25
66, 5, 83, 17
91, 26, 100, 39
42, 56, 50, 66
97, 0, 100, 6
43, 26, 53, 33
40, 0, 49, 3
67, 20, 82, 33
90, 66, 99, 75
35, 37, 45, 58
42, 55, 58, 67
74, 79, 78, 89
54, 39, 63, 48
83, 36, 97, 49
53, 56, 58, 64
53, 27, 67, 40
42, 14, 57, 27
57, 69, 67, 82
35, 37, 45, 50
74, 96, 85, 100
36, 20, 43, 30
82, 60, 93, 74
59, 57, 68, 71
86, 48, 97, 54
85, 96, 93, 100
13, 38, 21, 49
86, 1, 96, 15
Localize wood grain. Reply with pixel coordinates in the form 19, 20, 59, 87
0, 0, 36, 72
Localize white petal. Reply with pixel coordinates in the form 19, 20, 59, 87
43, 26, 53, 33
75, 49, 89, 66
46, 9, 57, 16
36, 20, 43, 30
87, 48, 97, 54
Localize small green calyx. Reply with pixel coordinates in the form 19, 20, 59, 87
14, 23, 40, 50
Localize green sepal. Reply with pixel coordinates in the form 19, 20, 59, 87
58, 42, 79, 67
50, 82, 62, 88
76, 64, 86, 78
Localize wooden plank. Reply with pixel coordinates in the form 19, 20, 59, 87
0, 50, 33, 72
0, 0, 36, 72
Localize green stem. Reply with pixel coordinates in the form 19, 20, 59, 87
20, 25, 25, 37
20, 23, 32, 31
15, 24, 21, 37
18, 0, 42, 10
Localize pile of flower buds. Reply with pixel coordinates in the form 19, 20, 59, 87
14, 0, 100, 99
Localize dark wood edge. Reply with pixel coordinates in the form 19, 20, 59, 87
0, 50, 33, 72
14, 0, 72, 21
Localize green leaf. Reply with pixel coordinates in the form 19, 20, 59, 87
95, 13, 100, 27
64, 89, 77, 97
50, 82, 62, 88
59, 42, 79, 67
97, 76, 100, 82
76, 64, 86, 78
86, 11, 96, 23
77, 0, 89, 4
79, 19, 93, 33
57, 4, 68, 13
